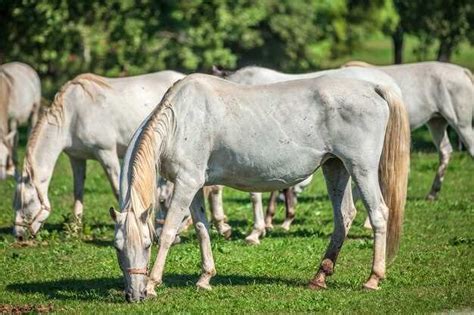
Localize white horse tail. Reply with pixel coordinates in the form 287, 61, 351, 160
342, 60, 374, 68
463, 68, 474, 85
375, 85, 411, 262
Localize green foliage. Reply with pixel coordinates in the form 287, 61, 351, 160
1, 0, 398, 96
393, 0, 474, 60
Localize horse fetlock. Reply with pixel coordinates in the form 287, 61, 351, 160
320, 258, 335, 276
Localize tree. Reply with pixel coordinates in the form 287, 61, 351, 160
392, 0, 474, 63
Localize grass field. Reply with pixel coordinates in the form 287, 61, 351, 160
0, 37, 473, 313
0, 133, 473, 313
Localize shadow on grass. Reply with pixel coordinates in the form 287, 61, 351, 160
6, 273, 303, 301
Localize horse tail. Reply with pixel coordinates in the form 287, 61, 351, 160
342, 60, 374, 68
375, 85, 411, 262
463, 68, 474, 85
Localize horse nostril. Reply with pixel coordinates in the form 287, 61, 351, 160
17, 235, 24, 242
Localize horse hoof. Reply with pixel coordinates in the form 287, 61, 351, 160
265, 224, 274, 230
196, 282, 212, 291
362, 283, 380, 291
281, 222, 291, 231
426, 194, 437, 201
222, 228, 232, 240
245, 235, 260, 245
308, 281, 327, 290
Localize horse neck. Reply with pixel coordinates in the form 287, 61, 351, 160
26, 117, 68, 196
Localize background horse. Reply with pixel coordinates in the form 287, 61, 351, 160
343, 61, 474, 200
0, 62, 41, 179
13, 71, 184, 240
111, 74, 409, 302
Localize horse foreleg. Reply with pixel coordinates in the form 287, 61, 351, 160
264, 191, 278, 229
309, 159, 355, 290
207, 185, 232, 239
146, 181, 199, 297
281, 187, 296, 231
69, 157, 86, 226
426, 118, 452, 201
245, 192, 266, 245
190, 189, 216, 290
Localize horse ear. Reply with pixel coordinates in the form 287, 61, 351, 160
109, 207, 120, 222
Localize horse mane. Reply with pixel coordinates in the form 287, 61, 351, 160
23, 73, 111, 181
342, 60, 374, 68
123, 79, 183, 244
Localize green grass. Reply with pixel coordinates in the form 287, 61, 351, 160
0, 141, 473, 313
322, 35, 474, 70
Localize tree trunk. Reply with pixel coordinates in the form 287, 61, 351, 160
392, 25, 404, 64
437, 40, 453, 62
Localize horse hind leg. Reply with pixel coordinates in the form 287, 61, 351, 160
350, 164, 388, 290
207, 185, 232, 239
281, 187, 297, 230
264, 191, 278, 229
69, 157, 86, 232
426, 117, 453, 200
309, 158, 356, 290
190, 189, 216, 290
245, 192, 266, 245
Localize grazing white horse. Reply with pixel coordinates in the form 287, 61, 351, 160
344, 61, 474, 200
13, 71, 184, 240
207, 65, 403, 234
0, 62, 41, 179
110, 73, 410, 302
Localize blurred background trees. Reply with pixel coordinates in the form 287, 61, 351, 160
1, 0, 472, 96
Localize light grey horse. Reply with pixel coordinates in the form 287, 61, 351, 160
209, 65, 403, 233
13, 71, 184, 240
344, 61, 474, 200
110, 74, 410, 302
0, 62, 41, 179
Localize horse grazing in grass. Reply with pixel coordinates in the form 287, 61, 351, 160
343, 61, 474, 200
208, 65, 402, 234
110, 73, 409, 302
0, 62, 41, 179
13, 71, 184, 240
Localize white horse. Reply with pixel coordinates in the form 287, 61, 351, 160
0, 62, 41, 179
207, 65, 403, 234
110, 73, 410, 302
343, 61, 474, 200
13, 71, 184, 240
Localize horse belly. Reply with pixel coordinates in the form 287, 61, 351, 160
207, 143, 325, 192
